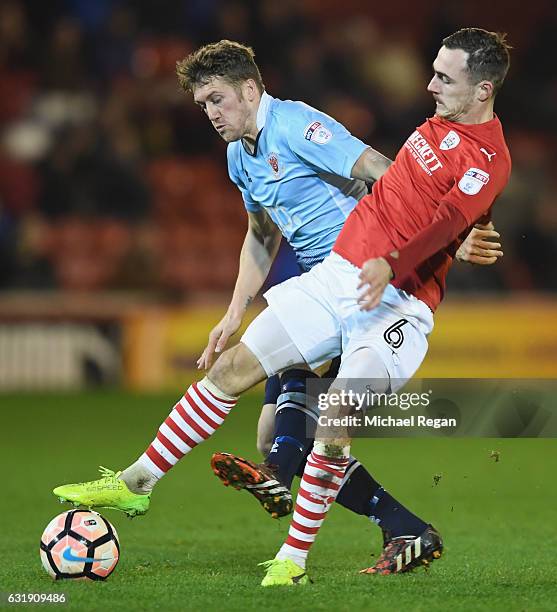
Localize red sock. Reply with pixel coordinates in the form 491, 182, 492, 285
276, 448, 349, 568
139, 379, 236, 478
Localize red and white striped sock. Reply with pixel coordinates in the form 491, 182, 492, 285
136, 377, 237, 479
275, 443, 350, 569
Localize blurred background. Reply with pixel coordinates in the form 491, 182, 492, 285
0, 0, 556, 391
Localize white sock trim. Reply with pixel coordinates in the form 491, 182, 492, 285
135, 455, 163, 479
313, 441, 351, 458
201, 376, 238, 401
275, 544, 307, 569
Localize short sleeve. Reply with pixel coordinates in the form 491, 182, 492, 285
443, 158, 510, 226
283, 102, 368, 178
227, 144, 261, 213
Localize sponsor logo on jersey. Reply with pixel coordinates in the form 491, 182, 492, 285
268, 152, 280, 177
405, 130, 443, 175
440, 130, 460, 151
304, 121, 332, 144
480, 147, 496, 162
458, 168, 490, 195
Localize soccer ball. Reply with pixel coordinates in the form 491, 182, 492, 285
40, 510, 120, 580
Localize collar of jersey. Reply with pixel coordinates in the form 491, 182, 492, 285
256, 91, 274, 130
242, 91, 273, 157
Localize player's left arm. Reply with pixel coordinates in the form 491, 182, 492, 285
456, 221, 503, 265
350, 147, 392, 182
358, 202, 474, 310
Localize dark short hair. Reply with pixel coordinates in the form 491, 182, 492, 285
443, 28, 511, 95
176, 40, 264, 93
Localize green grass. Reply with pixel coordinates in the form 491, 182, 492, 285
1, 391, 557, 611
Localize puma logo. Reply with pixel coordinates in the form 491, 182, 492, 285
480, 148, 496, 162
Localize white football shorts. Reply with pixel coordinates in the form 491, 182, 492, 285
241, 252, 434, 389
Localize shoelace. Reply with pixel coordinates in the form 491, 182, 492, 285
98, 466, 122, 481
258, 560, 283, 575
74, 466, 120, 487
261, 462, 280, 477
258, 559, 309, 583
374, 538, 411, 567
258, 463, 285, 484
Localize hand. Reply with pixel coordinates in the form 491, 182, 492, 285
197, 310, 243, 370
357, 257, 393, 311
456, 222, 503, 265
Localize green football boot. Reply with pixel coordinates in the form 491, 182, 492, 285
53, 466, 150, 518
259, 559, 310, 587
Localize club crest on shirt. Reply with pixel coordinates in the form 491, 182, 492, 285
304, 121, 332, 144
268, 152, 280, 177
440, 130, 460, 151
458, 168, 490, 195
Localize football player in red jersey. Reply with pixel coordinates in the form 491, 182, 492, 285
52, 28, 511, 586
201, 30, 510, 582
252, 27, 512, 584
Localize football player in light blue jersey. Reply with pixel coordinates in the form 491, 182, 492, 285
187, 41, 409, 526
180, 41, 501, 536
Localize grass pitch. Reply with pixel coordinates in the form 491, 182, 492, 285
2, 391, 557, 611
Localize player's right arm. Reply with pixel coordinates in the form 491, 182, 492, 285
197, 209, 282, 370
283, 102, 386, 181
350, 146, 392, 183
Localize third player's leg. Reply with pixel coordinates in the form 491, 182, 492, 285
257, 400, 277, 457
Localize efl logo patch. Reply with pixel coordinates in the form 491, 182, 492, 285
268, 152, 280, 177
440, 130, 460, 151
304, 121, 332, 144
458, 168, 490, 195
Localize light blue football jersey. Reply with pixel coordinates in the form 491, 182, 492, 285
227, 92, 368, 271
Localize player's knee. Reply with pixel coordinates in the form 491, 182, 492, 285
337, 347, 391, 395
276, 368, 319, 417
208, 343, 266, 396
207, 346, 234, 392
275, 369, 321, 437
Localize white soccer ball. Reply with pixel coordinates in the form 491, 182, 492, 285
40, 510, 119, 580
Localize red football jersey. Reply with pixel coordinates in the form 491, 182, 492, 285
333, 115, 511, 311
